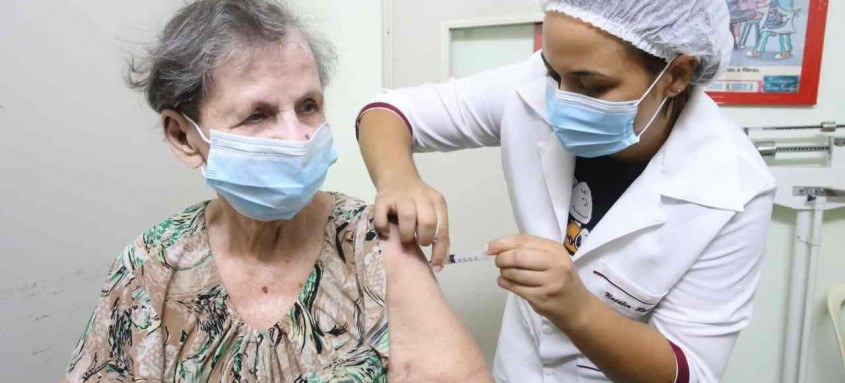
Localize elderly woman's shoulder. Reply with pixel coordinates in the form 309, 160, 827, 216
117, 201, 211, 275
140, 201, 208, 253
327, 192, 381, 260
329, 192, 372, 223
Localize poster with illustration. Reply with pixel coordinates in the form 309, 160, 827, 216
706, 0, 829, 105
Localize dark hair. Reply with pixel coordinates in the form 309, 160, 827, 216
625, 45, 693, 125
127, 0, 336, 121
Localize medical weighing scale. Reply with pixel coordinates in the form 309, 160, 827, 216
745, 121, 845, 383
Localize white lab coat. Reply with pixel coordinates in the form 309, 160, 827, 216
367, 52, 777, 383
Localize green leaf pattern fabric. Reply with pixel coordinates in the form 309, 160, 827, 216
66, 193, 388, 382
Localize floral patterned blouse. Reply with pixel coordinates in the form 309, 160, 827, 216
66, 193, 389, 382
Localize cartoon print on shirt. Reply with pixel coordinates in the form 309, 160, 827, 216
564, 180, 592, 255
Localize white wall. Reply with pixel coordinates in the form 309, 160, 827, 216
1, 1, 843, 382
0, 0, 381, 381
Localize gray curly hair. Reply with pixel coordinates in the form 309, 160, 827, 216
127, 0, 337, 121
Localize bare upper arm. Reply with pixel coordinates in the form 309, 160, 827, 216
382, 224, 493, 383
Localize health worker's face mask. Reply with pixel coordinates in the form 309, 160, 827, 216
545, 60, 673, 158
186, 115, 338, 221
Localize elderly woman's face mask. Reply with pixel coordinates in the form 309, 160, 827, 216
186, 115, 337, 221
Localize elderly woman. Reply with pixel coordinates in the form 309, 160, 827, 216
62, 1, 491, 382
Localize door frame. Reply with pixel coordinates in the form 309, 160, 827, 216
381, 0, 541, 86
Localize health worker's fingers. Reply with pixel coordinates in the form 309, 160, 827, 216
494, 250, 549, 271
497, 276, 541, 299
373, 197, 392, 237
430, 199, 452, 268
486, 234, 560, 255
498, 267, 546, 287
397, 200, 418, 243
415, 198, 438, 247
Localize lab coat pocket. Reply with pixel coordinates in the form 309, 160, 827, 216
576, 357, 608, 383
592, 261, 665, 320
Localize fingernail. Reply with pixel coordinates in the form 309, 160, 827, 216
432, 265, 444, 273
483, 244, 490, 255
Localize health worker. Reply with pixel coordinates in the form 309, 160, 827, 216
355, 1, 777, 382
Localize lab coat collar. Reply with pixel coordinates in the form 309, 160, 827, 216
575, 90, 745, 261
517, 81, 745, 260
518, 80, 744, 212
572, 152, 667, 261
519, 78, 667, 258
517, 76, 552, 127
659, 89, 745, 212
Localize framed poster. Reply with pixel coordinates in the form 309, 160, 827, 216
706, 0, 829, 105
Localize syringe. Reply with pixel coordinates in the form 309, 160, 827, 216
445, 252, 491, 265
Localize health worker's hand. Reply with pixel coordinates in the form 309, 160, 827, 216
374, 175, 450, 271
488, 234, 593, 329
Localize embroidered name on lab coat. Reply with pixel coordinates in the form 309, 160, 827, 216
603, 292, 653, 313
594, 270, 657, 315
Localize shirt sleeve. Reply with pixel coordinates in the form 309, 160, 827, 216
357, 52, 545, 153
349, 205, 390, 361
650, 189, 776, 383
65, 242, 165, 383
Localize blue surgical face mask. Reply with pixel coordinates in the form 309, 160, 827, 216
546, 61, 672, 158
186, 116, 338, 221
